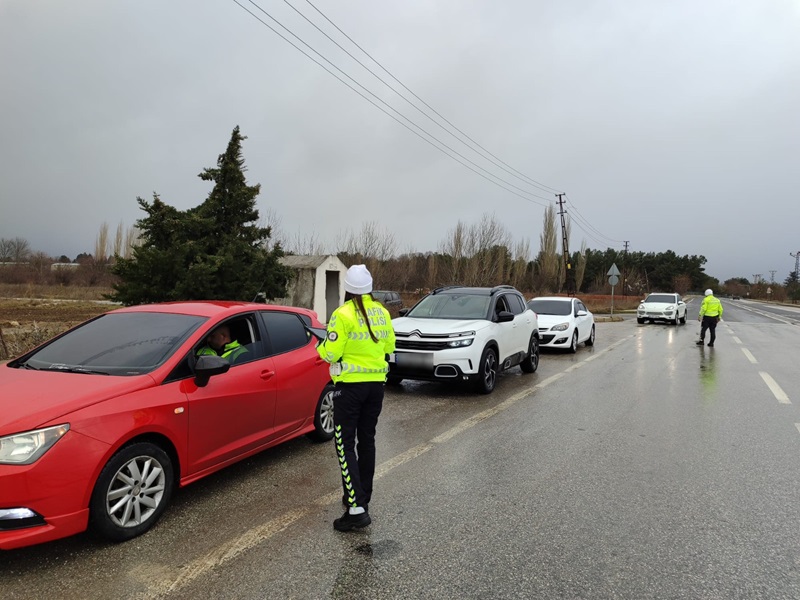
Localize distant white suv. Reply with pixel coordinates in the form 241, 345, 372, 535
637, 292, 687, 325
388, 285, 540, 394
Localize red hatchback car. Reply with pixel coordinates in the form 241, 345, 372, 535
0, 301, 335, 550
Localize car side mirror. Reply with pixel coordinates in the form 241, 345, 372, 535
194, 355, 230, 388
399, 308, 410, 316
305, 325, 327, 342
577, 310, 588, 317
496, 311, 514, 323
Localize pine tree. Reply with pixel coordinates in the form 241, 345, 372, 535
109, 127, 292, 305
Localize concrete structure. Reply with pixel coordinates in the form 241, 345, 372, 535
275, 255, 347, 323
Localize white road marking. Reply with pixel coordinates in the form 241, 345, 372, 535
136, 332, 636, 598
732, 336, 742, 345
759, 372, 791, 404
741, 348, 758, 364
795, 423, 800, 436
735, 303, 797, 325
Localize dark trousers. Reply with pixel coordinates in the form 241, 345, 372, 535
700, 316, 718, 344
333, 381, 384, 510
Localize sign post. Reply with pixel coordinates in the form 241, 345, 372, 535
607, 263, 621, 317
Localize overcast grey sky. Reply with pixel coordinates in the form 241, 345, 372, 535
1, 0, 799, 283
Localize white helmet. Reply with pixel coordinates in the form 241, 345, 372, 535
704, 289, 713, 296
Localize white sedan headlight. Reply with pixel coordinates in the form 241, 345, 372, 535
551, 322, 570, 331
0, 424, 70, 465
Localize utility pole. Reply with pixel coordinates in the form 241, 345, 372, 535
769, 270, 777, 284
792, 251, 800, 279
556, 193, 575, 295
622, 241, 629, 297
753, 274, 762, 285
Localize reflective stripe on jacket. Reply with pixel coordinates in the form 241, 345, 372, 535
197, 340, 247, 362
699, 295, 723, 318
317, 296, 396, 383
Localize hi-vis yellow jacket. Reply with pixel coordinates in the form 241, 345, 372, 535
699, 295, 723, 318
317, 296, 396, 383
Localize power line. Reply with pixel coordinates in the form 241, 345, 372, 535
298, 0, 563, 196
234, 0, 624, 249
566, 213, 620, 249
564, 195, 625, 246
230, 0, 554, 207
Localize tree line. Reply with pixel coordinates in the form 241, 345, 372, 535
3, 126, 797, 304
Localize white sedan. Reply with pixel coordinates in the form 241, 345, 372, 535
636, 293, 687, 325
527, 296, 595, 353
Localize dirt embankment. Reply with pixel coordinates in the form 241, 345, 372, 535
0, 299, 113, 360
0, 298, 112, 327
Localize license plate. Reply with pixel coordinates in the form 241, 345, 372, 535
393, 352, 433, 370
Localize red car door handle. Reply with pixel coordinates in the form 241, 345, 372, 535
314, 358, 325, 366
261, 370, 275, 381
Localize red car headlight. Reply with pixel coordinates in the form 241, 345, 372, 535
0, 424, 70, 465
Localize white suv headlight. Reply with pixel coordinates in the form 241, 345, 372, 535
447, 338, 473, 347
665, 305, 675, 310
551, 322, 570, 331
0, 424, 70, 465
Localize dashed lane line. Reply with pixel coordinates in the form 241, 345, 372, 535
136, 333, 635, 599
732, 336, 742, 345
759, 371, 791, 404
741, 348, 758, 364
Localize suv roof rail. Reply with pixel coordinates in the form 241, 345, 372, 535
431, 285, 461, 294
490, 284, 516, 295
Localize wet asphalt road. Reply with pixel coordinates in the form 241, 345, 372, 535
3, 298, 800, 599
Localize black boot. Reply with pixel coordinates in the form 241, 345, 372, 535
334, 510, 371, 531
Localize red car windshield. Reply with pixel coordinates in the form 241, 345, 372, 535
17, 312, 207, 375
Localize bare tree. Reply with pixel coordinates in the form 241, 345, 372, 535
575, 240, 588, 292
0, 239, 12, 262
426, 252, 438, 290
284, 229, 327, 256
336, 221, 397, 283
462, 213, 511, 286
95, 222, 109, 263
509, 238, 531, 292
29, 251, 53, 279
673, 274, 691, 295
1, 237, 32, 263
259, 206, 285, 251
112, 222, 124, 258
124, 226, 139, 259
574, 240, 588, 292
537, 204, 559, 293
438, 221, 467, 284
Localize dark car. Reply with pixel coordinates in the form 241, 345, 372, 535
372, 290, 403, 311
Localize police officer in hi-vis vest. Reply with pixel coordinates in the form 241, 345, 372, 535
696, 288, 724, 347
317, 264, 396, 531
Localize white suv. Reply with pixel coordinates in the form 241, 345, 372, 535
637, 292, 687, 325
388, 285, 540, 394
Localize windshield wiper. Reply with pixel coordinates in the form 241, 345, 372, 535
38, 366, 111, 376
16, 362, 40, 370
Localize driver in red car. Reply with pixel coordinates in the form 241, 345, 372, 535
196, 324, 247, 362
